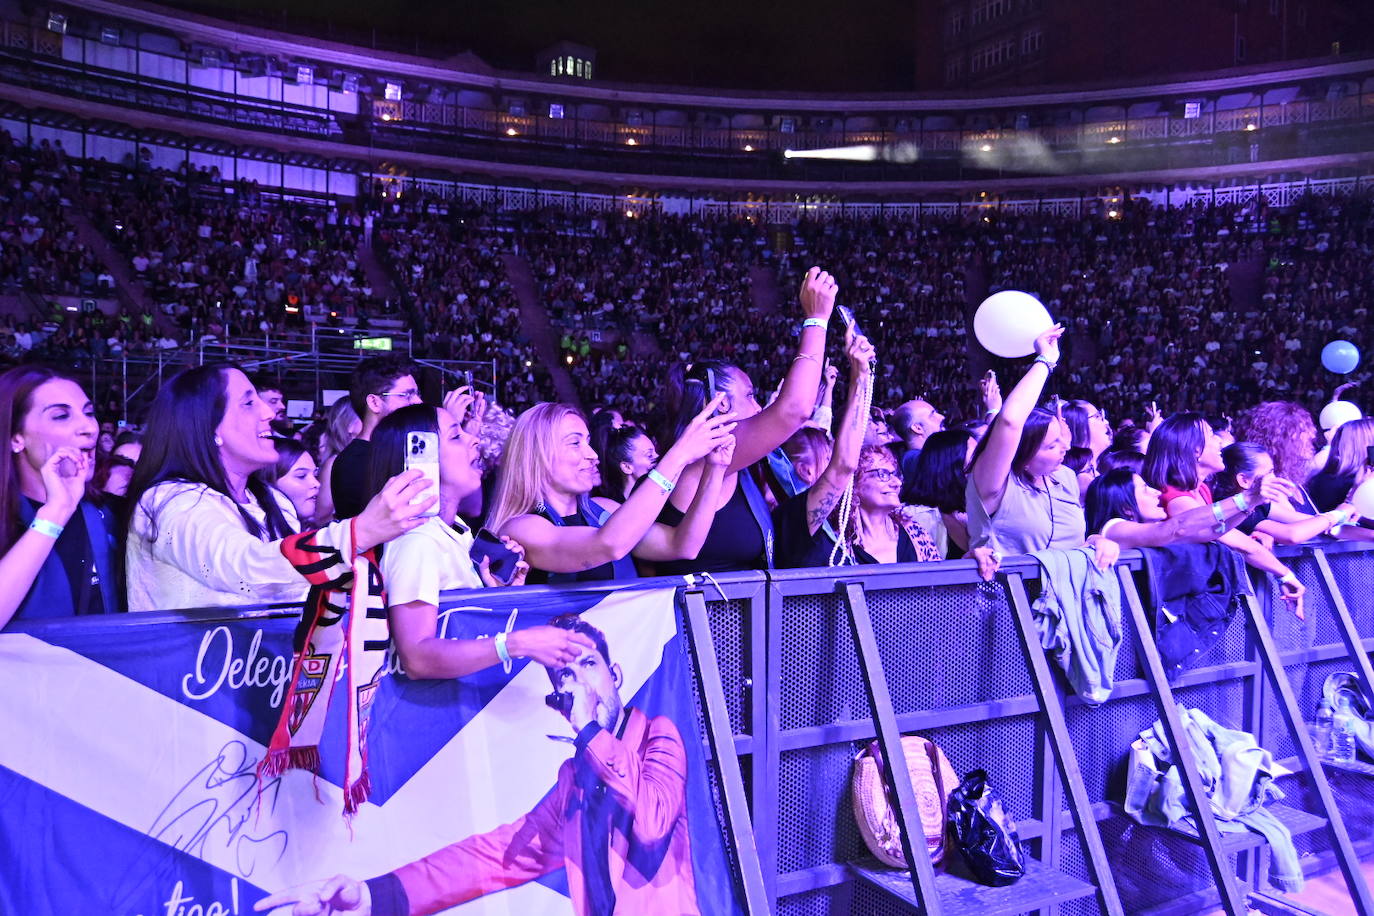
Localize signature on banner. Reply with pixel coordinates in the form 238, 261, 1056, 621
149, 740, 289, 879
135, 878, 241, 916
182, 626, 291, 708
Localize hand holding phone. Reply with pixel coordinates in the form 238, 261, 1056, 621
470, 528, 522, 584
403, 431, 441, 518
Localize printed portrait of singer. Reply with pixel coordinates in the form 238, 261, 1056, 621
257, 614, 700, 916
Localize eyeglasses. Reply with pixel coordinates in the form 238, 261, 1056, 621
862, 467, 901, 483
378, 389, 421, 402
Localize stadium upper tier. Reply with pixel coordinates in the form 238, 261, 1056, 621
9, 0, 1374, 193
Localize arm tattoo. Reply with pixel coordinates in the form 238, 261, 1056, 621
808, 490, 841, 531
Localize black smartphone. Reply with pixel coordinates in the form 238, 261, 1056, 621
1366, 445, 1374, 467
837, 305, 862, 338
705, 367, 721, 414
470, 528, 521, 584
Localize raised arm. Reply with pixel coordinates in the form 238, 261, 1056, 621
727, 266, 837, 471
970, 325, 1064, 516
0, 448, 86, 630
632, 434, 735, 562
503, 397, 734, 574
805, 332, 875, 535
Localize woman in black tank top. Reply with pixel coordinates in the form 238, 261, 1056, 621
656, 266, 841, 574
487, 402, 736, 583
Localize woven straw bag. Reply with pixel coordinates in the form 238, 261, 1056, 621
852, 736, 958, 867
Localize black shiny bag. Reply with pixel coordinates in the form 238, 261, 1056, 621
946, 769, 1026, 886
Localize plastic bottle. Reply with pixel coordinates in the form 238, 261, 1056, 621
1312, 701, 1334, 760
1331, 715, 1358, 764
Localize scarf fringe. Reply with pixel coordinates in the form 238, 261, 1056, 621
258, 744, 321, 781
343, 772, 372, 816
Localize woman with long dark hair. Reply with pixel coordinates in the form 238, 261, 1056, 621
593, 425, 658, 502
1084, 466, 1292, 546
0, 366, 120, 629
904, 428, 975, 559
259, 438, 322, 527
651, 267, 838, 574
125, 363, 434, 611
1142, 412, 1305, 616
1211, 442, 1363, 544
359, 404, 591, 679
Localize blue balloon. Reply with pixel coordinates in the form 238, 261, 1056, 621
1322, 340, 1360, 375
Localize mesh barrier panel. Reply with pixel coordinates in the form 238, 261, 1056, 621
705, 596, 750, 736
780, 590, 873, 730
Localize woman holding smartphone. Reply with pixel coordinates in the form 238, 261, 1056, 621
365, 404, 594, 679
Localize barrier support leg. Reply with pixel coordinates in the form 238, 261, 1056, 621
1309, 548, 1374, 710
1116, 566, 1251, 915
1003, 572, 1126, 916
683, 588, 773, 916
839, 579, 944, 915
1240, 586, 1374, 916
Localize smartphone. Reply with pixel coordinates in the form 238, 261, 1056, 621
470, 528, 521, 584
462, 369, 474, 388
1366, 445, 1374, 467
404, 431, 441, 517
705, 367, 721, 415
837, 305, 862, 338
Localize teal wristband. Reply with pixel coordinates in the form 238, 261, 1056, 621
494, 631, 513, 672
801, 317, 828, 331
29, 517, 63, 539
1233, 493, 1249, 512
647, 468, 675, 494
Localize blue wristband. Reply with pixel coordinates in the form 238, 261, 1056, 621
801, 317, 828, 331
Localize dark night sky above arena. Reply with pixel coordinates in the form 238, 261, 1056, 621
155, 0, 921, 92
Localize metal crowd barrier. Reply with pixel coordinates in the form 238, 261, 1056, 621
12, 542, 1374, 916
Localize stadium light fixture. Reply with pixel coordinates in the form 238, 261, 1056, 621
625, 137, 637, 146
100, 26, 120, 45
46, 12, 66, 33
1107, 136, 1122, 144
743, 144, 754, 152
505, 127, 519, 137
384, 81, 402, 101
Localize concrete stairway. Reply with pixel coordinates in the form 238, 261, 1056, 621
500, 250, 580, 408
65, 207, 178, 337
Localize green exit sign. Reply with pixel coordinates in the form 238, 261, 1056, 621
354, 337, 393, 351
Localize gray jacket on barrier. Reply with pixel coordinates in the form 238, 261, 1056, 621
1124, 706, 1303, 894
1030, 546, 1123, 705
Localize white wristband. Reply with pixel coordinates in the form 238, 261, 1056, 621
1279, 572, 1299, 586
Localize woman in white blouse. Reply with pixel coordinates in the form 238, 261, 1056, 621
125, 364, 433, 612
365, 403, 595, 679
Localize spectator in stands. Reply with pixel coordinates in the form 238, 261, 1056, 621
891, 397, 945, 460
125, 363, 436, 611
260, 439, 322, 528
332, 355, 422, 519
0, 367, 120, 629
651, 267, 837, 574
1308, 419, 1374, 512
361, 404, 598, 680
967, 326, 1116, 566
593, 426, 658, 503
1142, 412, 1305, 615
253, 376, 288, 424
903, 428, 976, 559
1111, 426, 1151, 455
486, 400, 735, 582
315, 397, 361, 523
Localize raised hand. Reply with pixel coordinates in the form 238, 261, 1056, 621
705, 433, 737, 468
442, 386, 476, 428
254, 875, 370, 915
1251, 474, 1296, 506
477, 535, 530, 587
352, 469, 436, 550
1032, 324, 1065, 365
666, 393, 737, 464
979, 370, 1002, 415
38, 446, 89, 522
1144, 400, 1164, 432
798, 266, 839, 321
845, 332, 875, 376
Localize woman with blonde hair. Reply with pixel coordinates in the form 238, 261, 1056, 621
1309, 418, 1374, 512
314, 397, 361, 523
487, 398, 735, 583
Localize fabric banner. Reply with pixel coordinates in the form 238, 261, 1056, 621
0, 585, 746, 916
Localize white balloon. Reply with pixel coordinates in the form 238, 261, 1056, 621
974, 290, 1054, 358
1352, 479, 1374, 519
1319, 400, 1363, 431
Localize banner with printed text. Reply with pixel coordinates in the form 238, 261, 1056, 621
0, 585, 746, 916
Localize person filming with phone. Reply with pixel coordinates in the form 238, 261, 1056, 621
363, 403, 594, 678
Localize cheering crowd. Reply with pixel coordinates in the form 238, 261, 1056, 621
4, 253, 1373, 641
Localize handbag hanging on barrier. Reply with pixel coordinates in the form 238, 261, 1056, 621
851, 735, 959, 868
946, 768, 1028, 886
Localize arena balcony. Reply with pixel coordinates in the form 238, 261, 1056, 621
4, 1, 1374, 196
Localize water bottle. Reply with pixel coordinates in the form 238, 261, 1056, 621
1331, 715, 1358, 764
1312, 701, 1334, 759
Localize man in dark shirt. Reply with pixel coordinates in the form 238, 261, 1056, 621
331, 355, 422, 518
